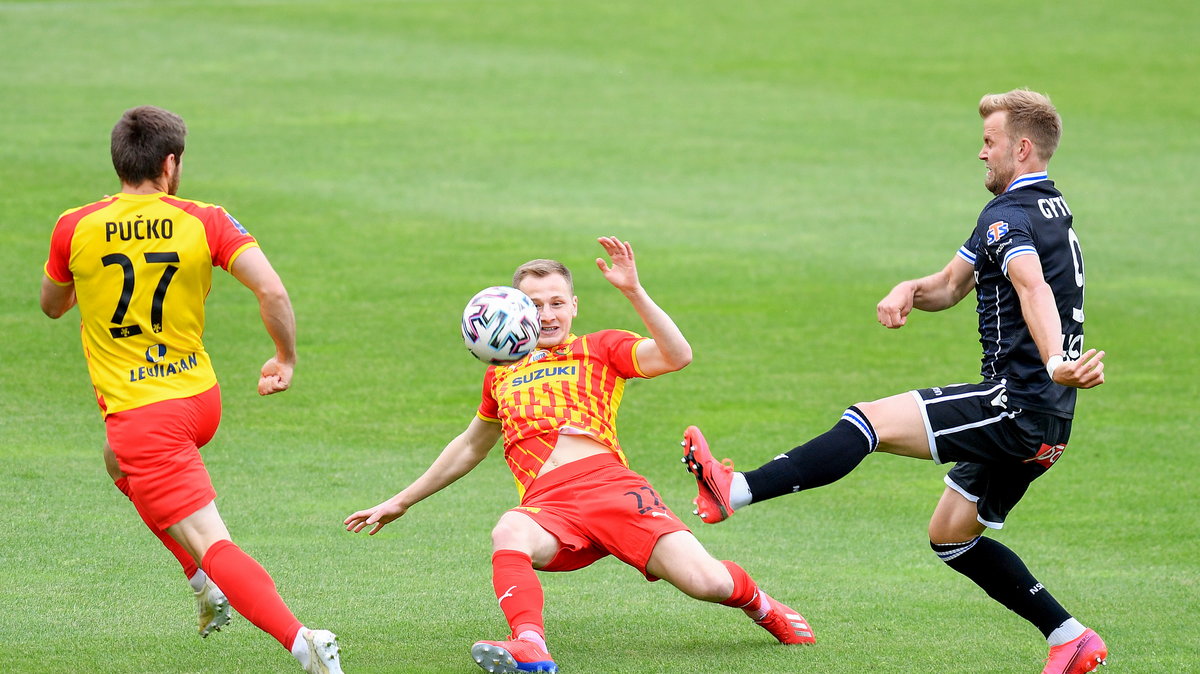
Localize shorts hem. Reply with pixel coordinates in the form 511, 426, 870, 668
154, 490, 216, 530
944, 475, 1004, 530
912, 390, 940, 464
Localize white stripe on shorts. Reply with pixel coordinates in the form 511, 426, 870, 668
944, 474, 1005, 530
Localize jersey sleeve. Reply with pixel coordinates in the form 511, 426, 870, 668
589, 329, 650, 379
982, 210, 1038, 277
476, 366, 501, 422
204, 207, 258, 270
957, 232, 979, 267
44, 215, 77, 285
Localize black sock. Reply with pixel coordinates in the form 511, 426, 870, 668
742, 407, 877, 503
932, 536, 1071, 637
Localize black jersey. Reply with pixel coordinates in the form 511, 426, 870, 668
956, 173, 1085, 418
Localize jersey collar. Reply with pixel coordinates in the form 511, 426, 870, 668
1005, 171, 1049, 193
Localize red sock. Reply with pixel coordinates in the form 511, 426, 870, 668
201, 539, 302, 649
492, 549, 545, 639
719, 561, 767, 617
114, 477, 200, 579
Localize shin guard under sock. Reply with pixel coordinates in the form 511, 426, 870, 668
719, 561, 768, 619
933, 536, 1071, 638
202, 539, 302, 649
114, 477, 200, 578
491, 549, 545, 638
743, 407, 878, 503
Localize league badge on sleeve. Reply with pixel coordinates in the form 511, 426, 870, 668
985, 221, 1009, 245
225, 211, 249, 235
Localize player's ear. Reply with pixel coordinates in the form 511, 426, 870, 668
571, 296, 579, 316
1017, 137, 1034, 162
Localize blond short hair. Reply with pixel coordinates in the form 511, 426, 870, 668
512, 259, 573, 292
979, 89, 1062, 162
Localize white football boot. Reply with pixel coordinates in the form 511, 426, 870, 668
195, 579, 232, 637
298, 629, 344, 674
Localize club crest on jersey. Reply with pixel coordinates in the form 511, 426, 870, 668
985, 221, 1009, 245
145, 344, 167, 363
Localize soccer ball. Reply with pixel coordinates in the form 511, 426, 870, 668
461, 286, 540, 364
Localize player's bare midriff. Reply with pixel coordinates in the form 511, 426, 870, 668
538, 433, 612, 477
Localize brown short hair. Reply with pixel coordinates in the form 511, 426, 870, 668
110, 106, 187, 184
979, 89, 1062, 162
512, 259, 573, 292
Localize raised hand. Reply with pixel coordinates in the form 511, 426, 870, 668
595, 236, 642, 295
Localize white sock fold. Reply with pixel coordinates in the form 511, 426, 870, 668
290, 626, 311, 666
187, 569, 209, 593
1047, 618, 1086, 646
516, 630, 548, 651
730, 472, 752, 510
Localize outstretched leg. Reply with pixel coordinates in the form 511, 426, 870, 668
684, 394, 934, 522
646, 531, 814, 644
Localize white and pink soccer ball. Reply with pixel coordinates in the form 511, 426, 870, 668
461, 286, 540, 364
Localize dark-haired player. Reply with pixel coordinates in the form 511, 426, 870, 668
41, 106, 342, 673
683, 90, 1109, 674
347, 238, 811, 674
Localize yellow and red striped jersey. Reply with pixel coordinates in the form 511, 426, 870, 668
44, 192, 257, 416
477, 330, 650, 496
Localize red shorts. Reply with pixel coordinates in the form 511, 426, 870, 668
105, 385, 221, 529
511, 452, 691, 580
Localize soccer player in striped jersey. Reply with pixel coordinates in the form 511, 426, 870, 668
40, 106, 342, 673
681, 90, 1109, 674
346, 238, 812, 673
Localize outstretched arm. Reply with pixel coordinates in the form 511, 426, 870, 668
229, 247, 297, 396
344, 416, 503, 535
595, 236, 692, 377
877, 255, 975, 328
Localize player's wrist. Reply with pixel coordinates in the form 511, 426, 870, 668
1045, 354, 1065, 380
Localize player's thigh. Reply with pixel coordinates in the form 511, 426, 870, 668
857, 392, 931, 459
645, 531, 731, 602
166, 500, 231, 561
105, 387, 221, 531
928, 487, 987, 543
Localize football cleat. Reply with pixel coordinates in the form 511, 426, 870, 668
471, 638, 557, 673
195, 579, 231, 638
301, 629, 344, 674
753, 592, 815, 645
1042, 628, 1107, 674
681, 425, 736, 523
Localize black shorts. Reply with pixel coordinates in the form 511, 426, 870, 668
910, 382, 1072, 529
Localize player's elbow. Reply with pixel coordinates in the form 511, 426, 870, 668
255, 279, 291, 306
40, 293, 74, 319
666, 345, 693, 372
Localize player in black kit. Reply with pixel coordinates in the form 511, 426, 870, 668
682, 90, 1109, 674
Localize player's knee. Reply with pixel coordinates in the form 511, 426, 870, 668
490, 512, 547, 554
929, 536, 981, 565
489, 518, 522, 549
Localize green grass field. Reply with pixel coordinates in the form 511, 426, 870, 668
2, 1, 1197, 672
